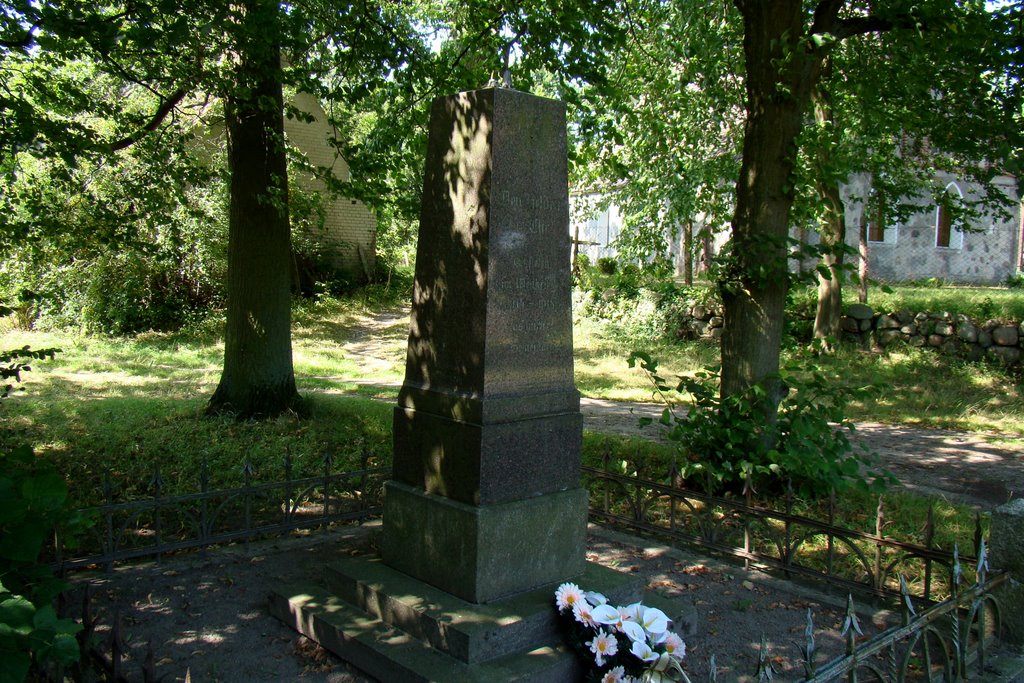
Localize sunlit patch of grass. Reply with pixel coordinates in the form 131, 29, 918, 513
3, 387, 394, 507
574, 316, 718, 401
861, 284, 1024, 321
784, 345, 1024, 435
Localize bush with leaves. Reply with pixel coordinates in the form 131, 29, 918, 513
1, 144, 229, 335
0, 326, 83, 681
0, 446, 91, 681
628, 352, 892, 498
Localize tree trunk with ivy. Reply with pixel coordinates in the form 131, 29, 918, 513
208, 0, 300, 418
722, 0, 898, 415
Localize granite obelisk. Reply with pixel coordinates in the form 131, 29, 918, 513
382, 86, 586, 603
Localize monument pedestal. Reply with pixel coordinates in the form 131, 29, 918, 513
382, 482, 587, 603
270, 556, 643, 682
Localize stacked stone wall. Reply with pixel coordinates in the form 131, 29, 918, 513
673, 303, 726, 342
669, 300, 1023, 368
840, 303, 1022, 366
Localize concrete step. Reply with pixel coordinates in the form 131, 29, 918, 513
270, 583, 580, 682
269, 559, 645, 682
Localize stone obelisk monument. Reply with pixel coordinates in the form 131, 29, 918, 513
382, 86, 586, 603
271, 87, 639, 681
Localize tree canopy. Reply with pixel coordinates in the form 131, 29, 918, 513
1, 0, 1020, 420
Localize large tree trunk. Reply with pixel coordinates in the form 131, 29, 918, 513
721, 0, 824, 412
811, 65, 846, 344
208, 0, 300, 418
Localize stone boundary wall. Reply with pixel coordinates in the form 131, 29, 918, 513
671, 302, 1023, 367
674, 303, 726, 342
839, 303, 1022, 366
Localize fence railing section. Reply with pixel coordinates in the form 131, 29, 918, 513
798, 545, 1004, 682
583, 460, 1010, 681
53, 452, 389, 570
582, 463, 983, 604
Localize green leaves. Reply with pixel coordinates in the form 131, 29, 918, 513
0, 597, 35, 636
631, 355, 890, 498
0, 445, 86, 679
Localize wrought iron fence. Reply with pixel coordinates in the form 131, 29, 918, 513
52, 452, 388, 570
582, 462, 985, 604
795, 545, 1004, 682
582, 457, 1009, 682
47, 445, 1011, 681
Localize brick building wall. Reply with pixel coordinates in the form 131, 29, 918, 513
284, 92, 376, 281
839, 172, 1020, 285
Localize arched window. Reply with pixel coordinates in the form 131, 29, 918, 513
935, 181, 964, 249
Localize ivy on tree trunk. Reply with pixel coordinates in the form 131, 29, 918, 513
721, 0, 908, 414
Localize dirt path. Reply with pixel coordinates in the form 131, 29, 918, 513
348, 307, 1024, 512
579, 397, 1024, 511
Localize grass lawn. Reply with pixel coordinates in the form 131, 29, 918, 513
862, 283, 1024, 321
1, 285, 1021, 512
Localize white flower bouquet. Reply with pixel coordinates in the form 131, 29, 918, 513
554, 583, 690, 683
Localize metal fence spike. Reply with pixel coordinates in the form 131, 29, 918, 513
801, 607, 816, 677
149, 464, 163, 494
756, 634, 777, 682
974, 511, 983, 558
841, 594, 863, 638
953, 543, 963, 588
876, 494, 885, 537
977, 537, 989, 585
899, 574, 917, 620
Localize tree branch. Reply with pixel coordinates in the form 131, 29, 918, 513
109, 87, 189, 151
831, 15, 898, 41
0, 21, 41, 50
809, 0, 844, 36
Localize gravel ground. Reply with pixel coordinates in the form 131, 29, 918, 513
65, 522, 889, 683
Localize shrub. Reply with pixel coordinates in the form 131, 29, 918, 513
0, 446, 91, 680
596, 256, 618, 275
28, 252, 223, 335
627, 352, 892, 497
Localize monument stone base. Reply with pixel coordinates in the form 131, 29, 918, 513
381, 481, 587, 603
269, 555, 644, 683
